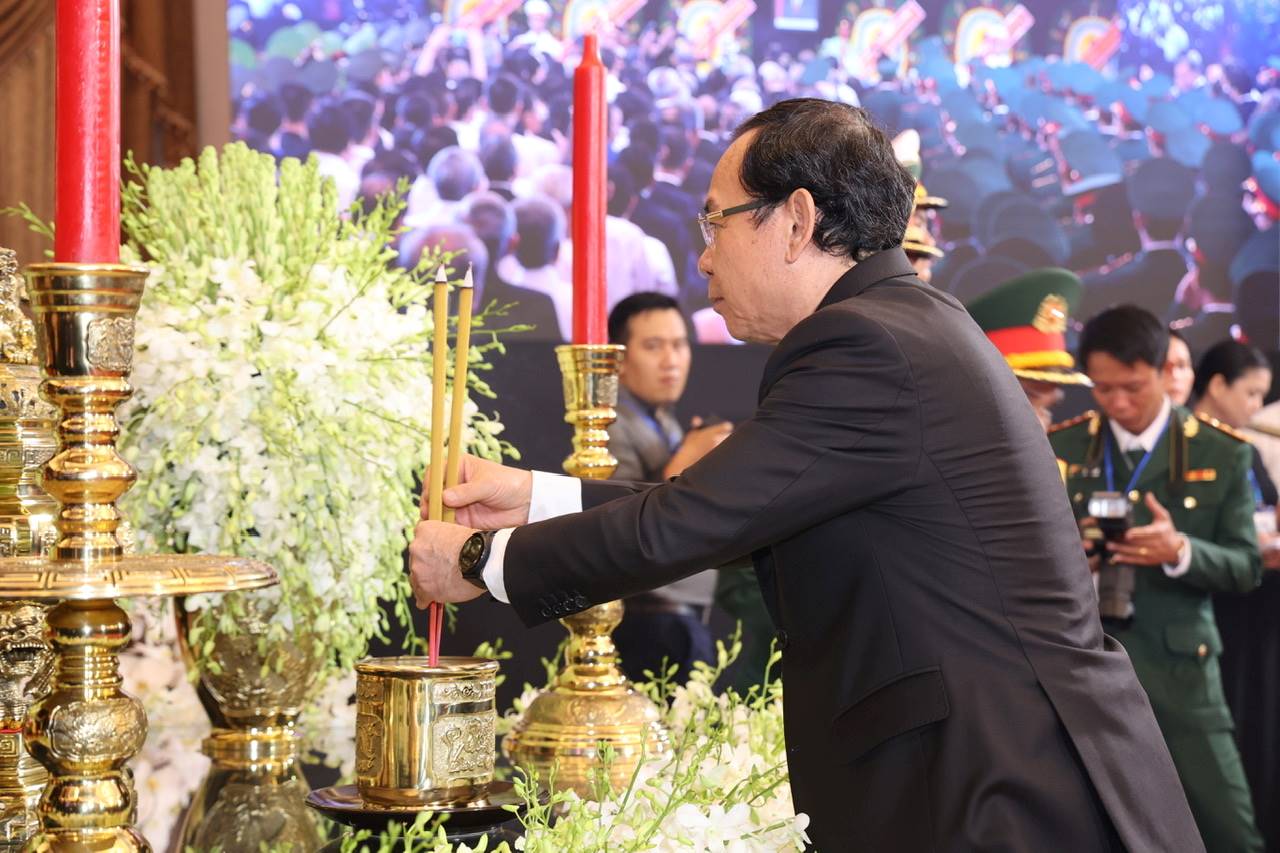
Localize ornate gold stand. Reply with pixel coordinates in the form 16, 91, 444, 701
503, 344, 670, 798
0, 263, 277, 851
0, 249, 57, 850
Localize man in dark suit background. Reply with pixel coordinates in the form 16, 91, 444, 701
603, 292, 731, 684
1080, 158, 1195, 321
462, 192, 562, 341
409, 99, 1202, 851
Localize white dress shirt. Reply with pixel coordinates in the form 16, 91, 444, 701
483, 471, 581, 603
555, 217, 667, 310
1107, 397, 1192, 576
312, 151, 359, 211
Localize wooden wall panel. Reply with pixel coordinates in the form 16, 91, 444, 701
0, 2, 201, 268
0, 18, 56, 266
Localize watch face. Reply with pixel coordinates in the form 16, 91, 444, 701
461, 533, 484, 568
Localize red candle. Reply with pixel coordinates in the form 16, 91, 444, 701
571, 34, 608, 345
55, 0, 121, 264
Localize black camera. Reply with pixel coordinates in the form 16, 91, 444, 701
1087, 491, 1136, 624
1088, 491, 1133, 542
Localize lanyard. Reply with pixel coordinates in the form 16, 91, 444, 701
1247, 468, 1265, 509
1104, 416, 1169, 494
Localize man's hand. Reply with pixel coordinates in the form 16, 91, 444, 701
1079, 516, 1102, 574
409, 521, 485, 607
420, 454, 532, 528
1108, 493, 1185, 566
662, 417, 733, 479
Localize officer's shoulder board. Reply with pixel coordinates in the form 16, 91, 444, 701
1048, 410, 1099, 436
1193, 412, 1251, 444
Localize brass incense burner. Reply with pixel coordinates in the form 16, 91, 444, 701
503, 344, 670, 797
355, 656, 499, 807
0, 262, 277, 852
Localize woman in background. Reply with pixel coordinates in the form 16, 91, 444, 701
1193, 340, 1278, 513
1194, 338, 1280, 848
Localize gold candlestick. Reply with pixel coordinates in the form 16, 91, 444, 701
503, 343, 670, 798
0, 263, 277, 852
555, 345, 623, 479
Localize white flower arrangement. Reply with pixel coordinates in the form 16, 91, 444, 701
116, 143, 514, 683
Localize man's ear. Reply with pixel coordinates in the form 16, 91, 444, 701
784, 188, 818, 263
1206, 372, 1228, 400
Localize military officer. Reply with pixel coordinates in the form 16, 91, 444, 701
966, 267, 1090, 432
1049, 304, 1263, 853
902, 181, 947, 282
1079, 158, 1196, 321
902, 218, 944, 284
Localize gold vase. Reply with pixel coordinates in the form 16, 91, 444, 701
175, 594, 323, 743
176, 726, 322, 853
503, 344, 671, 798
0, 262, 277, 852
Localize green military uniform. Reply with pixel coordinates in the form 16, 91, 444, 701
1049, 407, 1263, 852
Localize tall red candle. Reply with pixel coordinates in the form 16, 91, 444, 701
55, 0, 121, 264
571, 34, 608, 345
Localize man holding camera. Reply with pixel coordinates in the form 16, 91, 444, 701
1049, 305, 1263, 852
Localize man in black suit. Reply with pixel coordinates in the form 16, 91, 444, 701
1080, 158, 1195, 321
462, 192, 562, 342
409, 99, 1202, 852
618, 145, 697, 295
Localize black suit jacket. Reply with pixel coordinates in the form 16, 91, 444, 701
505, 249, 1201, 852
481, 267, 563, 343
631, 194, 695, 291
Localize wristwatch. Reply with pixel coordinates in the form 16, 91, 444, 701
459, 530, 497, 590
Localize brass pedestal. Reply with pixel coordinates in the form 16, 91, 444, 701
0, 263, 277, 851
503, 345, 671, 797
177, 729, 322, 852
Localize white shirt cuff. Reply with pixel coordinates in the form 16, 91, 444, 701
483, 528, 514, 603
529, 470, 582, 521
483, 472, 582, 605
1162, 535, 1193, 578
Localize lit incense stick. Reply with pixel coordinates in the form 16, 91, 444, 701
443, 265, 475, 524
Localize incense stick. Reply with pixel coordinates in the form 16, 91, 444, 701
426, 266, 450, 666
427, 266, 450, 523
443, 265, 474, 524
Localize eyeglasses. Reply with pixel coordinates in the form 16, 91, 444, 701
696, 199, 770, 248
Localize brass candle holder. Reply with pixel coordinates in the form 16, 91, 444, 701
502, 344, 670, 798
0, 262, 277, 852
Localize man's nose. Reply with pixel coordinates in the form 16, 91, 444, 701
697, 245, 713, 278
